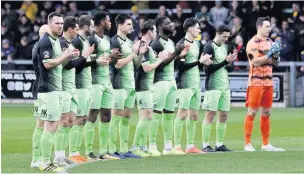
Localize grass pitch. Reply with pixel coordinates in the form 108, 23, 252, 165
1, 104, 304, 173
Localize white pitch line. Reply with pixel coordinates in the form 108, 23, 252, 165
58, 148, 304, 174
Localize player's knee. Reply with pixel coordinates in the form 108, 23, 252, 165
123, 109, 132, 117
190, 113, 198, 121
177, 109, 187, 120
82, 117, 88, 125
262, 110, 271, 116
100, 110, 111, 123
36, 119, 44, 128
219, 112, 228, 122
247, 109, 258, 116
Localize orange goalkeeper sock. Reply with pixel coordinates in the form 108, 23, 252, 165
260, 116, 270, 145
244, 115, 255, 144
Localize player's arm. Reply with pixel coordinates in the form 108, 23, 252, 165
133, 40, 148, 69
40, 38, 74, 69
226, 44, 235, 72
110, 37, 136, 69
142, 51, 165, 72
247, 40, 280, 67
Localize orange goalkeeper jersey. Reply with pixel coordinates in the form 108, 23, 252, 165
246, 35, 273, 87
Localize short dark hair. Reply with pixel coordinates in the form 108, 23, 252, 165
141, 19, 156, 35
216, 25, 231, 34
115, 13, 131, 26
48, 12, 63, 23
183, 17, 198, 31
93, 11, 109, 26
155, 16, 168, 29
256, 17, 270, 29
63, 16, 78, 32
79, 15, 92, 29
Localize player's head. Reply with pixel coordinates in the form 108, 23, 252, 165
183, 17, 200, 38
215, 25, 230, 45
79, 15, 94, 36
256, 17, 271, 37
48, 12, 64, 37
115, 13, 133, 34
141, 19, 157, 40
156, 16, 173, 36
93, 11, 111, 30
63, 16, 79, 39
39, 24, 50, 38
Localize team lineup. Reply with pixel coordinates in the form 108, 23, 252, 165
31, 11, 284, 172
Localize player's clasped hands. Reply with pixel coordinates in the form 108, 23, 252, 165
225, 52, 238, 63
158, 50, 171, 61
96, 54, 110, 66
199, 53, 212, 65
82, 44, 95, 58
63, 49, 80, 59
179, 44, 190, 58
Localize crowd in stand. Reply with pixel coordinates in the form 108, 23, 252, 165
1, 0, 304, 74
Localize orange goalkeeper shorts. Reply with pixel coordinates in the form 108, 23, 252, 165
245, 86, 273, 109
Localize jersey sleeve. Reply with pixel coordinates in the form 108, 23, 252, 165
246, 40, 259, 60
72, 37, 84, 53
110, 36, 121, 50
39, 36, 54, 63
59, 38, 69, 51
86, 36, 98, 51
203, 41, 214, 58
150, 38, 164, 54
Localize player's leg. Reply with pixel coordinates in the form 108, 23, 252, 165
162, 81, 177, 155
31, 98, 44, 168
260, 86, 285, 151
109, 89, 127, 159
132, 91, 153, 157
54, 91, 74, 166
119, 89, 140, 158
98, 84, 120, 160
185, 88, 203, 154
39, 91, 63, 172
149, 81, 168, 154
173, 89, 192, 155
68, 89, 90, 162
244, 86, 262, 151
215, 89, 232, 152
84, 85, 102, 160
201, 90, 220, 152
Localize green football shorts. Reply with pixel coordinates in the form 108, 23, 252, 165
202, 89, 231, 112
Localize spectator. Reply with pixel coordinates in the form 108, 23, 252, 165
27, 23, 40, 44
15, 36, 33, 60
43, 2, 53, 14
36, 10, 48, 25
1, 39, 15, 61
177, 0, 189, 9
279, 20, 295, 61
199, 20, 215, 40
233, 35, 247, 71
210, 0, 228, 28
270, 16, 280, 40
19, 1, 38, 24
294, 12, 304, 56
171, 4, 186, 43
247, 0, 261, 37
67, 2, 79, 17
156, 5, 169, 18
288, 3, 300, 24
199, 32, 211, 47
229, 16, 247, 44
18, 15, 32, 36
259, 0, 271, 17
195, 5, 213, 24
131, 5, 140, 41
300, 51, 304, 75
226, 0, 239, 27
